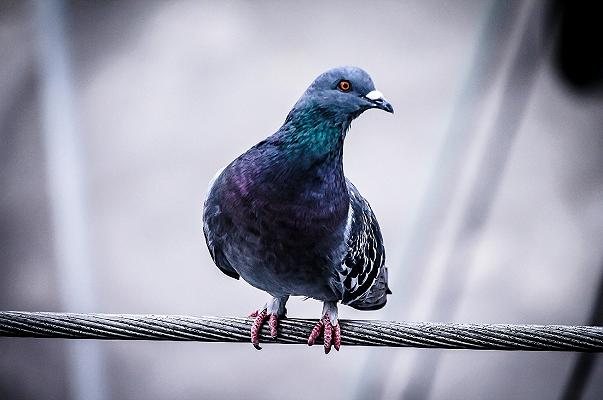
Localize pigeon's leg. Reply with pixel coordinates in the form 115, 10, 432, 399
307, 301, 341, 354
248, 295, 288, 350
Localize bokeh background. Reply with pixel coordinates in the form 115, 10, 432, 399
1, 0, 602, 399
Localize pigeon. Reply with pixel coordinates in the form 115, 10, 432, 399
203, 66, 393, 353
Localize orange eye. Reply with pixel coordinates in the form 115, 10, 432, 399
337, 80, 351, 92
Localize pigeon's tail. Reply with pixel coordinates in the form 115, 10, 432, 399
346, 265, 391, 311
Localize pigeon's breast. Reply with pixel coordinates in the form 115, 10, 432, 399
208, 161, 350, 300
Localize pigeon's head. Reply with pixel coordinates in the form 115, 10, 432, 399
291, 66, 394, 125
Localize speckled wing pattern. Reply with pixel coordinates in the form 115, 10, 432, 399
338, 180, 390, 310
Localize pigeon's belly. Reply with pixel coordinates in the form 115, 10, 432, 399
222, 215, 347, 300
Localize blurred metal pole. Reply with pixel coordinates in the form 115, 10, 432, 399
400, 1, 550, 398
560, 261, 603, 400
389, 0, 524, 318
33, 1, 106, 400
353, 1, 523, 399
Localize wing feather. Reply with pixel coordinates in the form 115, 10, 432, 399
339, 180, 389, 309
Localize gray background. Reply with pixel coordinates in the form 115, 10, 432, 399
1, 1, 602, 399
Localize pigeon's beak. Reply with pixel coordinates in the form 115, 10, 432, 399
365, 90, 394, 114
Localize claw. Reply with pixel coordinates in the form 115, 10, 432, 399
308, 314, 340, 354
307, 319, 324, 346
269, 313, 278, 338
249, 308, 282, 349
250, 309, 268, 350
324, 321, 333, 354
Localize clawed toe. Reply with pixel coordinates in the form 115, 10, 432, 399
249, 308, 281, 350
250, 309, 267, 350
269, 313, 278, 337
307, 314, 341, 354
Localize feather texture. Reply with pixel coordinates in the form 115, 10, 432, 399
338, 181, 389, 310
202, 66, 392, 313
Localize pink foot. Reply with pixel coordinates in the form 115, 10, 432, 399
307, 314, 341, 354
249, 309, 280, 350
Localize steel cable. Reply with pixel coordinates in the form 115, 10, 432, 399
1, 312, 602, 351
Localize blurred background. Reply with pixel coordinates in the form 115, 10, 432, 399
1, 0, 602, 399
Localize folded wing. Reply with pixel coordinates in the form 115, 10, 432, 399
338, 180, 390, 310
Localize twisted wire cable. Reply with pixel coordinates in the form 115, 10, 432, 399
1, 312, 602, 351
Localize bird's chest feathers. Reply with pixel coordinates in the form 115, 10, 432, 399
252, 158, 348, 233
228, 139, 349, 236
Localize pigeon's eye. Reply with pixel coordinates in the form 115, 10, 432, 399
337, 80, 351, 92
